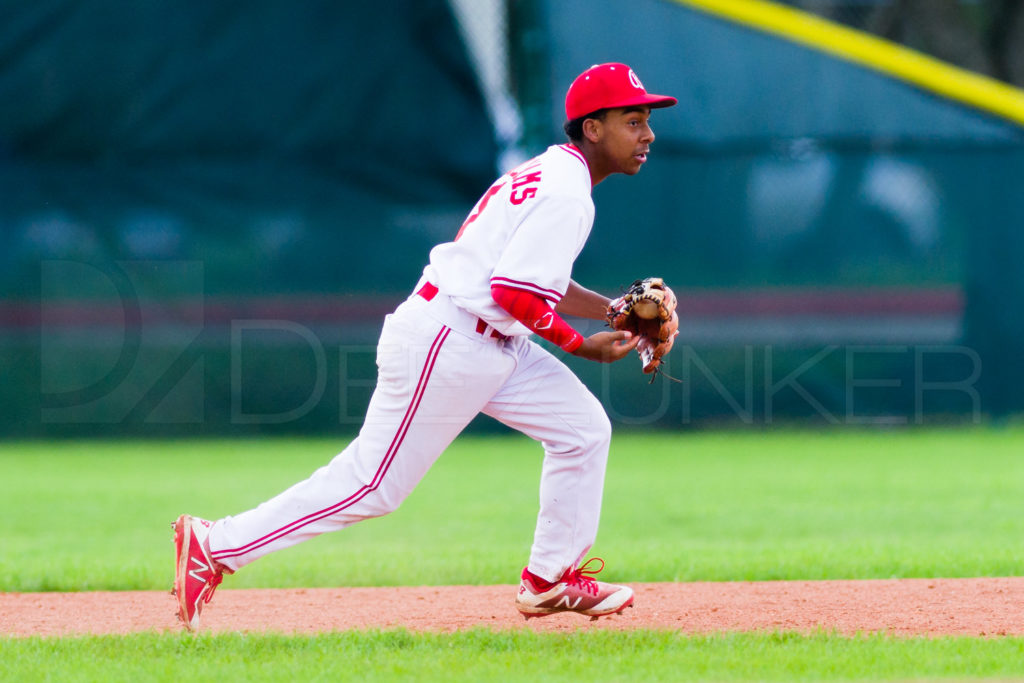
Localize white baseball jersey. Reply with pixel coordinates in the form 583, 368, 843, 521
421, 144, 594, 336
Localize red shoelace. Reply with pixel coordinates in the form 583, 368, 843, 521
564, 557, 605, 596
203, 572, 224, 603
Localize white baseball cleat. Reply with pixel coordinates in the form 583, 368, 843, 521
515, 557, 634, 620
172, 514, 230, 631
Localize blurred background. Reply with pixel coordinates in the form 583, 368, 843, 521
2, 0, 1022, 437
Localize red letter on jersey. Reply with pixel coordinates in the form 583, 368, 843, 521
456, 181, 505, 240
509, 187, 537, 205
510, 170, 542, 206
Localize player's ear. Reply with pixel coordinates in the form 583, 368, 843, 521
582, 117, 602, 143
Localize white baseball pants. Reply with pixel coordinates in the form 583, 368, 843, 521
208, 288, 611, 583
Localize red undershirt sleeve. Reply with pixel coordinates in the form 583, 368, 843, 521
490, 284, 584, 353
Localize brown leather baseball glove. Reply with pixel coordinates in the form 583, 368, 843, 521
606, 277, 679, 379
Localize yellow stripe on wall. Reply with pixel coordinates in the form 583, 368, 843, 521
669, 0, 1024, 128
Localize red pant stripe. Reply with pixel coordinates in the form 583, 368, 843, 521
211, 326, 451, 561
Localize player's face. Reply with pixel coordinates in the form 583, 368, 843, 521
587, 106, 656, 181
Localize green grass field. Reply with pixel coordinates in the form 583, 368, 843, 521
5, 630, 1024, 682
3, 427, 1024, 681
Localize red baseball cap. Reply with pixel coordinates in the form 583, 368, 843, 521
565, 63, 677, 121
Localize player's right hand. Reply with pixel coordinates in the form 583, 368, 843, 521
571, 330, 639, 363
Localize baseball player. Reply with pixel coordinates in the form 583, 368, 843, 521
174, 62, 677, 630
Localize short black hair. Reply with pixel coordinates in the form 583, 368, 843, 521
563, 109, 608, 142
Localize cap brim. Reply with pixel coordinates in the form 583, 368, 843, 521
567, 93, 679, 121
610, 93, 678, 111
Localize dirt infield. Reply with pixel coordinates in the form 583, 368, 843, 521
3, 577, 1023, 638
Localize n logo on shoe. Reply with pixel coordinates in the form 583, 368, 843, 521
188, 556, 211, 583
555, 595, 582, 609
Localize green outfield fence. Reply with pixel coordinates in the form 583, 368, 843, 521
2, 0, 1022, 437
